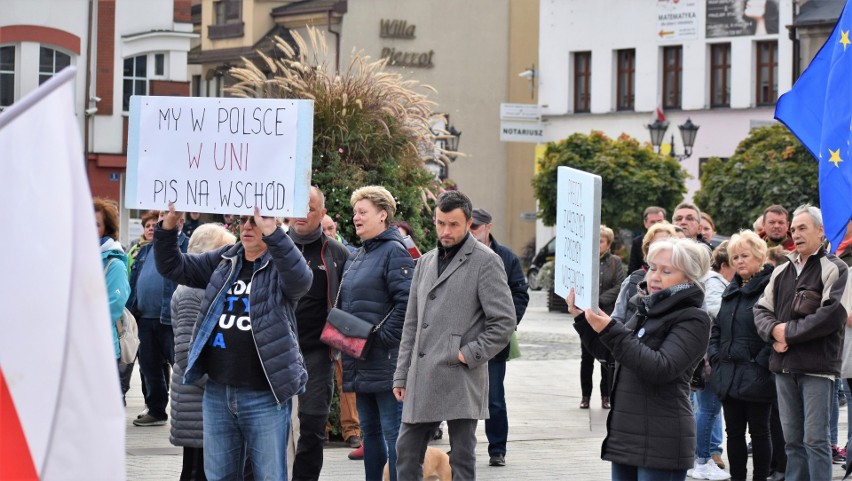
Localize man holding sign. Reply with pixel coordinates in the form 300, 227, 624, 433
154, 204, 312, 480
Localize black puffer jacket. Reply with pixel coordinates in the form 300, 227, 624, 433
574, 284, 710, 471
340, 228, 415, 393
708, 265, 775, 403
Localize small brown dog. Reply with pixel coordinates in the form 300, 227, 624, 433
383, 446, 452, 481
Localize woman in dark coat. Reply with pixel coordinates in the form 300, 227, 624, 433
568, 238, 712, 481
338, 186, 415, 481
708, 230, 775, 481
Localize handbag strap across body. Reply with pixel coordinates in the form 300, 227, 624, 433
333, 248, 393, 334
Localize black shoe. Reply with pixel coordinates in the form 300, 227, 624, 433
767, 471, 785, 481
346, 435, 361, 448
133, 414, 167, 426
489, 455, 505, 467
431, 427, 443, 440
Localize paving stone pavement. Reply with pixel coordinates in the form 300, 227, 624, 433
125, 291, 851, 480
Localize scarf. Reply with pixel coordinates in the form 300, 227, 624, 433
289, 225, 323, 245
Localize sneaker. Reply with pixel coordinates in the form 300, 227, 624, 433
692, 461, 731, 480
136, 407, 149, 419
687, 460, 698, 478
348, 445, 364, 460
133, 414, 167, 426
711, 453, 726, 469
489, 454, 506, 467
832, 445, 846, 464
346, 435, 361, 448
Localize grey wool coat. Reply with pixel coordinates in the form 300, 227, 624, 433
394, 233, 516, 423
169, 285, 205, 448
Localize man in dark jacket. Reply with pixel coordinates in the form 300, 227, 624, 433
288, 187, 351, 480
127, 211, 188, 426
759, 204, 796, 252
155, 204, 312, 481
627, 206, 666, 274
469, 208, 529, 467
754, 205, 852, 481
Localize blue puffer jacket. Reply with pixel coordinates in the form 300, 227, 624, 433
153, 225, 312, 404
340, 227, 415, 393
127, 232, 188, 324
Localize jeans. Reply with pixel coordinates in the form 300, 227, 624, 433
832, 379, 841, 445
137, 317, 174, 419
292, 349, 334, 481
611, 463, 687, 481
722, 398, 771, 481
775, 372, 833, 481
485, 359, 508, 456
356, 391, 402, 481
580, 344, 609, 397
846, 379, 852, 448
691, 389, 724, 461
203, 380, 291, 481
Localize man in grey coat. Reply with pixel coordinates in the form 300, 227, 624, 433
393, 190, 516, 480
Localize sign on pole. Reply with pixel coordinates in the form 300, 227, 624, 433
500, 103, 541, 121
126, 96, 314, 217
500, 120, 546, 143
554, 166, 602, 311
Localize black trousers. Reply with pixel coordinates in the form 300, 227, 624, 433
769, 397, 787, 475
180, 447, 206, 481
722, 397, 772, 481
292, 348, 334, 481
580, 344, 609, 397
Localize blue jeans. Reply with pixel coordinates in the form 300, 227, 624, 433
831, 379, 840, 445
485, 359, 508, 456
137, 317, 174, 419
776, 372, 833, 481
611, 462, 687, 481
203, 380, 291, 481
691, 389, 723, 461
356, 391, 402, 481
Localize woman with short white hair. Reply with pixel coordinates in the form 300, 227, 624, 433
568, 238, 712, 480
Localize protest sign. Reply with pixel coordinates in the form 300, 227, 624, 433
126, 96, 314, 216
554, 166, 602, 311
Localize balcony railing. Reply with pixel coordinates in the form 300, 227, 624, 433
208, 22, 244, 40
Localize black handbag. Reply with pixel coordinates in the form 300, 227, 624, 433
791, 289, 821, 319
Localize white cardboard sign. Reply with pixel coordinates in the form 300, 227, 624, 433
126, 96, 314, 216
554, 166, 602, 311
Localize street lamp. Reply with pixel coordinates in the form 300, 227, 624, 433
646, 117, 699, 161
444, 124, 461, 161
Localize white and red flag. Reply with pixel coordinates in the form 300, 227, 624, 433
0, 67, 125, 480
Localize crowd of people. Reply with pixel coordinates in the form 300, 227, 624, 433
94, 191, 852, 481
568, 202, 852, 481
94, 186, 527, 481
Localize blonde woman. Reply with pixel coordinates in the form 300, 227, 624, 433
337, 186, 415, 481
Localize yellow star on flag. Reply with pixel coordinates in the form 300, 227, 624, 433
828, 148, 844, 168
841, 30, 851, 51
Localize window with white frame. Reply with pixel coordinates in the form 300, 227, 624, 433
123, 55, 147, 111
38, 46, 71, 85
0, 45, 14, 108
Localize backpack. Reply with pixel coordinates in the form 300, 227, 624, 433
105, 259, 140, 365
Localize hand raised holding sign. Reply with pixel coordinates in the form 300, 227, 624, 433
567, 287, 612, 333
161, 202, 183, 230
252, 206, 278, 237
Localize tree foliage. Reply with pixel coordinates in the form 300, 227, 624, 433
693, 125, 818, 235
532, 131, 687, 232
227, 27, 446, 249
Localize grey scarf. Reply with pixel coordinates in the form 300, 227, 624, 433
288, 225, 323, 245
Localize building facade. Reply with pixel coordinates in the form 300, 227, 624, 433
1, 0, 196, 203
536, 0, 793, 242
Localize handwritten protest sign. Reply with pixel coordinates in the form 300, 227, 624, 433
554, 166, 602, 311
126, 96, 314, 217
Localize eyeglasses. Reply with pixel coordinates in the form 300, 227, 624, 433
239, 215, 273, 227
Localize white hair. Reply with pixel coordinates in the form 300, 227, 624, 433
792, 204, 823, 229
646, 238, 711, 290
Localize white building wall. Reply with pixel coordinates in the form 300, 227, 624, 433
539, 0, 793, 207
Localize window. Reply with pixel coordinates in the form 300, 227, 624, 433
616, 49, 635, 111
215, 0, 242, 25
0, 46, 14, 108
38, 47, 71, 85
662, 46, 682, 109
710, 44, 731, 107
192, 74, 201, 97
123, 55, 147, 111
154, 53, 165, 76
756, 41, 778, 105
574, 52, 591, 113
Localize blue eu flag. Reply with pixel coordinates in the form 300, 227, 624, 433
775, 0, 852, 253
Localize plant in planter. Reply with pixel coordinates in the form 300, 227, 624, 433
227, 27, 455, 250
